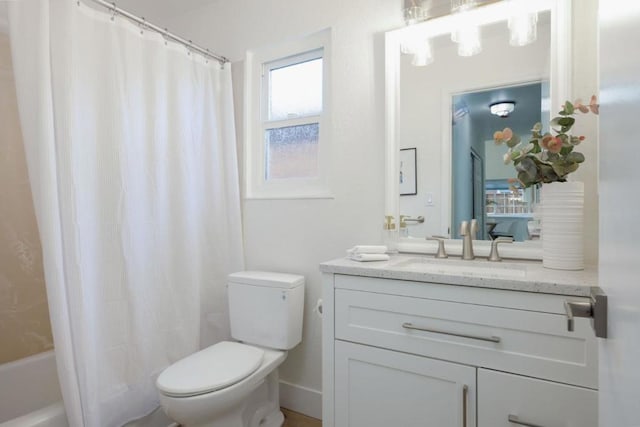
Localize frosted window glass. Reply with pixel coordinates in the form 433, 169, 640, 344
269, 58, 323, 121
265, 124, 319, 180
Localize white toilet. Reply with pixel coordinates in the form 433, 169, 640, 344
156, 271, 305, 427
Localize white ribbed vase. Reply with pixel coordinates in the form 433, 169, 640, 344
541, 181, 584, 270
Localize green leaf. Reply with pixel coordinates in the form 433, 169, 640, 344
517, 171, 535, 188
550, 116, 576, 133
558, 117, 575, 127
515, 157, 537, 182
567, 152, 586, 163
551, 162, 566, 177
547, 152, 560, 162
506, 134, 521, 148
564, 101, 575, 115
528, 140, 542, 154
565, 162, 580, 174
511, 150, 522, 161
539, 164, 559, 183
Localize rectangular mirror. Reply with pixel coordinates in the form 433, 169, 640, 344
385, 0, 572, 259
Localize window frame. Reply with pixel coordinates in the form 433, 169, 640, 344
244, 29, 332, 199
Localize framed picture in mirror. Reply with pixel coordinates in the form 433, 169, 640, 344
400, 148, 417, 196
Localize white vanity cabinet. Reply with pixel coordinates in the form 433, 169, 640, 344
335, 341, 476, 427
478, 370, 597, 427
321, 261, 599, 427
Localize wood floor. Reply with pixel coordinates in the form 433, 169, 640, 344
282, 408, 322, 427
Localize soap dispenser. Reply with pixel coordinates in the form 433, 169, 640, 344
383, 215, 398, 254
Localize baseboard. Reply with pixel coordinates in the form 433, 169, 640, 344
279, 380, 322, 420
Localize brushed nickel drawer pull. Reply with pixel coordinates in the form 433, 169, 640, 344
462, 385, 468, 427
402, 322, 501, 343
508, 414, 545, 427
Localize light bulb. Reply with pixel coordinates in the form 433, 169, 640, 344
457, 26, 482, 57
509, 12, 538, 46
411, 39, 434, 66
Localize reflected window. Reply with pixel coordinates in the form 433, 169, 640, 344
485, 180, 536, 215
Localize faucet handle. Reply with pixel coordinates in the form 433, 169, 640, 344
488, 237, 514, 262
426, 235, 448, 259
459, 220, 469, 236
470, 219, 478, 237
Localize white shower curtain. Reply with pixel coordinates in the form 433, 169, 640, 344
8, 1, 244, 426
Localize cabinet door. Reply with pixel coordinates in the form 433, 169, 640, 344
334, 340, 476, 427
478, 369, 597, 427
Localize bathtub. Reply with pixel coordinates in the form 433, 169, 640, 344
0, 351, 68, 427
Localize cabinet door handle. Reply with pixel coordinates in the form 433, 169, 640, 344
402, 322, 501, 343
508, 414, 545, 427
462, 385, 468, 427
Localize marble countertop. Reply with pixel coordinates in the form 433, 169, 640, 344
320, 254, 598, 297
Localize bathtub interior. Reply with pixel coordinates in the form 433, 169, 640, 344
0, 351, 64, 424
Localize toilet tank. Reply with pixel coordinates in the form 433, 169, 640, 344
227, 271, 305, 350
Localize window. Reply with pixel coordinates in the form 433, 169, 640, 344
485, 180, 539, 215
245, 30, 331, 199
264, 51, 322, 181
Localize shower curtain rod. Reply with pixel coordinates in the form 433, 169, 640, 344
86, 0, 229, 65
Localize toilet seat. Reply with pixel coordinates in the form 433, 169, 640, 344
156, 341, 264, 397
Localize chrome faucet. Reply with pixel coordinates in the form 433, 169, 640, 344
426, 235, 448, 259
488, 236, 514, 262
460, 219, 478, 260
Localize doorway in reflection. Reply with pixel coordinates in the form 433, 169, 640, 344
451, 82, 547, 241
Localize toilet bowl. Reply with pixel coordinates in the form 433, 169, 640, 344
157, 341, 287, 427
156, 271, 305, 427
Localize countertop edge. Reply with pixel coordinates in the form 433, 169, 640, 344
320, 257, 597, 298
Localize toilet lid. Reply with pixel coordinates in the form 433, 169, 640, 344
156, 341, 264, 397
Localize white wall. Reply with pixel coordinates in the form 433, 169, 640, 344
485, 140, 515, 180
165, 0, 405, 415
570, 0, 599, 266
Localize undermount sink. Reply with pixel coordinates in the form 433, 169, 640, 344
392, 257, 527, 279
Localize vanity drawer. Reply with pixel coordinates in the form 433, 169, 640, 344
478, 369, 597, 427
334, 288, 598, 388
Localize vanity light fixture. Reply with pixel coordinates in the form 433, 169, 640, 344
411, 39, 434, 66
401, 0, 428, 56
451, 0, 482, 57
490, 101, 516, 117
400, 25, 435, 65
455, 25, 482, 56
403, 0, 426, 26
508, 9, 538, 46
399, 0, 551, 66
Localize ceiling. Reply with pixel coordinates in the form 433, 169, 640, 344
0, 1, 217, 35
106, 0, 219, 26
455, 82, 545, 140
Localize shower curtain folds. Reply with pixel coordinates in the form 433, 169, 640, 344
7, 1, 244, 426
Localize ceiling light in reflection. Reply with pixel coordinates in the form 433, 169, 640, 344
490, 101, 516, 118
